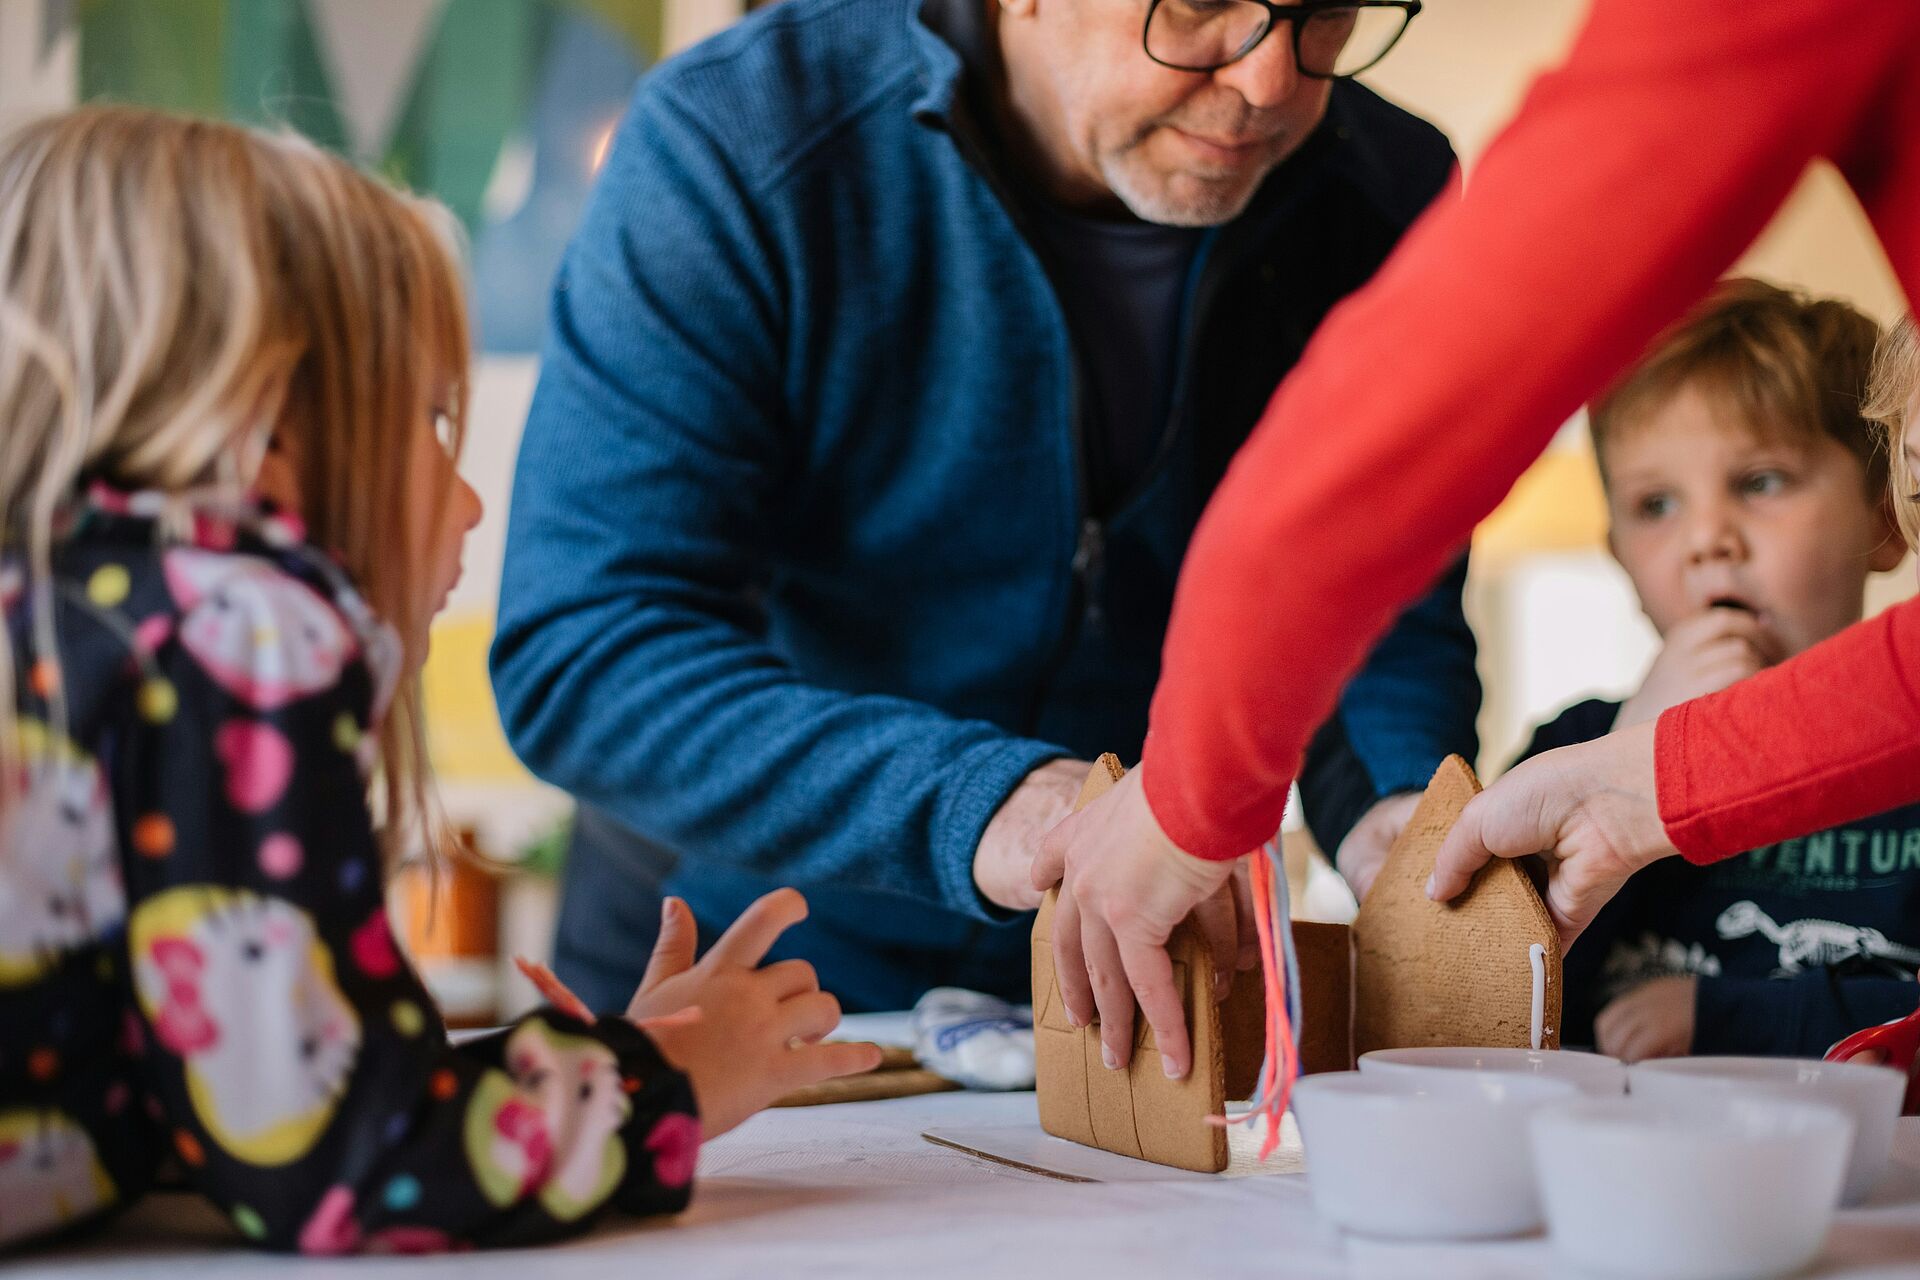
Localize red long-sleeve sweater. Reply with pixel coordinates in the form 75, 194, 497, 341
1141, 0, 1920, 864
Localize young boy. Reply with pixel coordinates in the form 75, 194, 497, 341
1516, 278, 1920, 1061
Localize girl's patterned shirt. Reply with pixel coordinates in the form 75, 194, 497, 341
0, 487, 699, 1253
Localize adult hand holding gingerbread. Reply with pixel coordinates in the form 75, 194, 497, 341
1030, 765, 1235, 1081
1427, 720, 1675, 948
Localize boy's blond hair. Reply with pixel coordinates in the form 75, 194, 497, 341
1865, 316, 1920, 549
1590, 278, 1885, 498
0, 106, 470, 866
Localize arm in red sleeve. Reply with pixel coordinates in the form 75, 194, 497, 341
1141, 0, 1920, 859
1659, 600, 1920, 863
1656, 49, 1920, 864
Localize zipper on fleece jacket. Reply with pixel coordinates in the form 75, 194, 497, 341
938, 95, 1228, 733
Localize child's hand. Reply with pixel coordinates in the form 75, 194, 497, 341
625, 892, 816, 1023
1594, 975, 1696, 1062
627, 889, 882, 1137
1616, 607, 1782, 729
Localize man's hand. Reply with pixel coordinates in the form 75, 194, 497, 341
973, 758, 1091, 912
1615, 606, 1781, 730
1030, 765, 1235, 1080
1429, 719, 1674, 948
1334, 791, 1420, 903
1594, 976, 1696, 1062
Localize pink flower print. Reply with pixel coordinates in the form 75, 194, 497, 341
146, 936, 218, 1055
260, 510, 308, 547
364, 1226, 457, 1255
258, 833, 303, 880
85, 482, 132, 515
644, 1112, 701, 1189
191, 514, 238, 552
298, 1185, 361, 1256
131, 615, 174, 657
350, 908, 402, 980
494, 1098, 554, 1198
215, 720, 295, 813
119, 1009, 146, 1056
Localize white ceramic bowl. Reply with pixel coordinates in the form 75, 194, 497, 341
1360, 1046, 1627, 1096
1291, 1069, 1580, 1239
1532, 1096, 1852, 1280
1629, 1057, 1903, 1205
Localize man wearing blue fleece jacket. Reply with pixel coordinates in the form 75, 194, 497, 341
492, 0, 1481, 1013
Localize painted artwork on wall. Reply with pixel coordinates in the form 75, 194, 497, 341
57, 0, 665, 352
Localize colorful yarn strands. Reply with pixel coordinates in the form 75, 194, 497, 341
1238, 836, 1302, 1160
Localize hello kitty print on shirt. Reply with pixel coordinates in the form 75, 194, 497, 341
164, 550, 358, 710
0, 1110, 115, 1240
0, 719, 122, 988
131, 887, 360, 1166
0, 488, 699, 1252
464, 1019, 633, 1222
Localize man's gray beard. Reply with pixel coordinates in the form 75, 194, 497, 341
1100, 151, 1265, 228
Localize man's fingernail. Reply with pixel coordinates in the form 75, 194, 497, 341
1102, 1044, 1118, 1070
1424, 874, 1438, 899
1065, 1008, 1083, 1028
1162, 1054, 1184, 1080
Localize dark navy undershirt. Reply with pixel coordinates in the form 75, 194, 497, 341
1027, 205, 1202, 512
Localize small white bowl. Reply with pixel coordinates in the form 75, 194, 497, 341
1629, 1057, 1903, 1205
1360, 1046, 1627, 1096
1291, 1069, 1579, 1239
1532, 1096, 1852, 1280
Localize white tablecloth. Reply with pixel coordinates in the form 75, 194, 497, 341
21, 1093, 1920, 1279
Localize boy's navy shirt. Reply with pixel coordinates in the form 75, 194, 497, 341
494, 0, 1481, 1012
1521, 698, 1920, 1055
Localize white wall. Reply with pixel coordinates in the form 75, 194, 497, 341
0, 0, 76, 125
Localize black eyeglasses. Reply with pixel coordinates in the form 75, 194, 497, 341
1143, 0, 1420, 77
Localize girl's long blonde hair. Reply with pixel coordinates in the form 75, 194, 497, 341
0, 105, 470, 865
1866, 316, 1920, 551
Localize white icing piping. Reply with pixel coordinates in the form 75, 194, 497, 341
1528, 943, 1547, 1050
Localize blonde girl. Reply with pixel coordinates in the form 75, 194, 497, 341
1868, 317, 1920, 557
0, 106, 874, 1254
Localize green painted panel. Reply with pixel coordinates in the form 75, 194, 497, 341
78, 0, 229, 112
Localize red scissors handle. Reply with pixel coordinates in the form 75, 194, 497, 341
1827, 1006, 1920, 1115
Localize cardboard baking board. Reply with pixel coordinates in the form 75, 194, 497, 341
923, 1112, 1306, 1182
1351, 755, 1562, 1055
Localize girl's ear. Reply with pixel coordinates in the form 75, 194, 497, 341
249, 426, 305, 514
1870, 496, 1909, 574
252, 435, 302, 515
